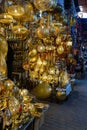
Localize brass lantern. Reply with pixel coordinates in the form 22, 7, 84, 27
12, 25, 29, 40
29, 49, 37, 57
21, 2, 34, 22
56, 36, 61, 45
57, 45, 64, 54
6, 5, 25, 20
12, 25, 28, 35
48, 66, 55, 75
4, 79, 15, 91
37, 45, 45, 53
34, 0, 56, 11
36, 25, 50, 39
0, 13, 13, 24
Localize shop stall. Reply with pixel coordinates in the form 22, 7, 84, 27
0, 0, 78, 129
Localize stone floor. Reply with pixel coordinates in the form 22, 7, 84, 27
40, 72, 87, 130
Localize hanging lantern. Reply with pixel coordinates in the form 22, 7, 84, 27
34, 0, 57, 11
22, 62, 29, 70
47, 75, 53, 82
46, 45, 55, 51
21, 2, 34, 22
36, 25, 50, 39
67, 41, 72, 46
30, 71, 38, 79
42, 60, 48, 66
57, 45, 64, 54
19, 89, 29, 97
29, 49, 37, 57
39, 65, 45, 74
48, 66, 55, 75
37, 56, 43, 67
12, 25, 29, 40
37, 45, 45, 53
6, 5, 25, 20
12, 25, 28, 35
0, 13, 13, 24
9, 96, 20, 115
53, 75, 59, 82
4, 79, 15, 91
29, 55, 37, 63
34, 65, 39, 72
56, 36, 61, 45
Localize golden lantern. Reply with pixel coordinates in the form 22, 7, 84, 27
9, 96, 20, 115
59, 70, 69, 87
34, 65, 39, 72
53, 75, 59, 82
29, 55, 37, 63
56, 36, 61, 45
22, 62, 29, 70
53, 22, 62, 36
36, 56, 43, 67
66, 41, 72, 52
46, 45, 55, 51
48, 66, 55, 75
4, 79, 15, 91
42, 60, 48, 66
19, 89, 29, 97
12, 25, 28, 35
34, 0, 56, 11
39, 65, 45, 74
67, 41, 72, 47
29, 71, 38, 79
32, 81, 52, 99
21, 2, 34, 22
6, 5, 25, 20
37, 45, 45, 53
47, 75, 53, 82
0, 13, 13, 24
36, 25, 50, 39
55, 68, 59, 75
29, 49, 37, 57
57, 45, 64, 54
41, 72, 48, 81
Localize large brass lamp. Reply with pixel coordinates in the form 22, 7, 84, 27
32, 81, 52, 99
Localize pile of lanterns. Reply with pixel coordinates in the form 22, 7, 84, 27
0, 0, 75, 99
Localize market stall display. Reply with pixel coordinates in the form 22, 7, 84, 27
0, 0, 76, 101
0, 26, 49, 130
